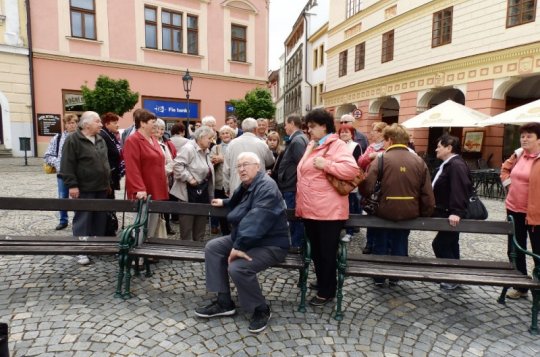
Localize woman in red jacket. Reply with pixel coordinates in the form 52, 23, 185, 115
296, 109, 359, 306
123, 109, 169, 238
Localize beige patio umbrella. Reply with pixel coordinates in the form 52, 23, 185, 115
401, 100, 490, 128
480, 99, 540, 126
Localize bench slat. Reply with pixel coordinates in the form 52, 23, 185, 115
0, 245, 118, 254
347, 253, 512, 270
346, 263, 537, 287
0, 197, 138, 212
0, 235, 119, 243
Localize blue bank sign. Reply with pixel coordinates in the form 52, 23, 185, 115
143, 99, 199, 119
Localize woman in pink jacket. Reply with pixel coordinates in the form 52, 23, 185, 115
296, 109, 359, 306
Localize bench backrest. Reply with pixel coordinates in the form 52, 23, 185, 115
0, 197, 139, 213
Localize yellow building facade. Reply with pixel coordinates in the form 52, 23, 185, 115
0, 0, 32, 157
324, 0, 540, 167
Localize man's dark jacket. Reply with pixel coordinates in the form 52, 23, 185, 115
60, 129, 110, 192
224, 171, 290, 251
277, 130, 308, 192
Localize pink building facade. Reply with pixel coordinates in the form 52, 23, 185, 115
30, 0, 269, 155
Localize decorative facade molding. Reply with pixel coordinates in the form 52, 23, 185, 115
221, 0, 258, 14
323, 43, 540, 107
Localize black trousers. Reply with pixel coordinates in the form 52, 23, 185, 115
432, 231, 460, 260
304, 219, 345, 299
507, 210, 540, 292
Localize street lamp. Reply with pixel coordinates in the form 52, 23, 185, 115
182, 69, 193, 129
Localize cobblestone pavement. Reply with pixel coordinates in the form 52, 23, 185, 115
0, 157, 539, 356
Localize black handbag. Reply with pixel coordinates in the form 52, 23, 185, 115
465, 189, 488, 220
105, 212, 119, 236
361, 153, 383, 215
187, 179, 210, 203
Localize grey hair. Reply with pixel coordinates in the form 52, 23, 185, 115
192, 125, 215, 141
79, 111, 99, 129
256, 118, 268, 124
219, 125, 236, 138
237, 151, 260, 165
155, 118, 166, 128
341, 114, 354, 123
201, 115, 216, 126
242, 118, 258, 132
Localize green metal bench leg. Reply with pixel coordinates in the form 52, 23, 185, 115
144, 258, 152, 277
530, 289, 539, 335
334, 240, 347, 321
123, 256, 134, 299
497, 287, 509, 305
298, 235, 310, 313
115, 251, 127, 298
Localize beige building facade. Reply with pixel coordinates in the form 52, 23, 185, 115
0, 0, 32, 157
324, 0, 540, 167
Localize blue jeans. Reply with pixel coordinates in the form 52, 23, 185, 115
283, 191, 304, 248
372, 228, 410, 257
57, 177, 69, 224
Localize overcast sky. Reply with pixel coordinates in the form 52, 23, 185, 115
268, 0, 329, 71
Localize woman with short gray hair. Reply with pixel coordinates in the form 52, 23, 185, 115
171, 126, 215, 241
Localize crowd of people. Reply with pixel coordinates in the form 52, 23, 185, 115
44, 107, 540, 333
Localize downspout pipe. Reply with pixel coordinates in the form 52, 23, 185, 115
25, 0, 37, 156
303, 12, 312, 114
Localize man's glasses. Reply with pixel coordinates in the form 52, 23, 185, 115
340, 121, 352, 124
236, 162, 258, 170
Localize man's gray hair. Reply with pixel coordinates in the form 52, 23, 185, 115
257, 118, 268, 124
242, 117, 257, 132
341, 114, 354, 123
201, 115, 216, 126
237, 151, 260, 165
155, 118, 166, 128
192, 126, 215, 141
79, 111, 99, 129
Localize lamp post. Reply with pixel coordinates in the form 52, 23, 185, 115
182, 69, 193, 130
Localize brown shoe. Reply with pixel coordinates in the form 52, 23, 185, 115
507, 289, 528, 299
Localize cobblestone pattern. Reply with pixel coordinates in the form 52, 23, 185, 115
1, 158, 539, 356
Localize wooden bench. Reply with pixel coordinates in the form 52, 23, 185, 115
336, 215, 540, 335
115, 199, 309, 309
0, 197, 140, 257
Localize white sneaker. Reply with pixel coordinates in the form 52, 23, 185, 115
77, 255, 90, 265
341, 234, 352, 242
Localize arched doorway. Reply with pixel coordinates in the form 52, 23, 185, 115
380, 97, 399, 125
502, 75, 540, 160
425, 88, 465, 156
335, 103, 357, 119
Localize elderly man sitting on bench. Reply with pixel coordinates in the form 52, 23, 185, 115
194, 152, 290, 333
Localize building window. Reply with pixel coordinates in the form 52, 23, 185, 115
432, 7, 453, 47
339, 50, 348, 77
346, 0, 362, 18
355, 42, 365, 71
162, 10, 182, 52
507, 0, 536, 27
381, 30, 394, 63
231, 24, 247, 62
70, 0, 96, 39
318, 83, 323, 105
313, 48, 319, 69
320, 44, 324, 65
144, 6, 157, 49
187, 15, 199, 55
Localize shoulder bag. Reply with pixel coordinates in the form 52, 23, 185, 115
361, 153, 384, 215
465, 188, 488, 220
323, 143, 366, 196
43, 134, 62, 174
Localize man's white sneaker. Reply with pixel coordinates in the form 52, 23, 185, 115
341, 234, 352, 242
77, 255, 90, 265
